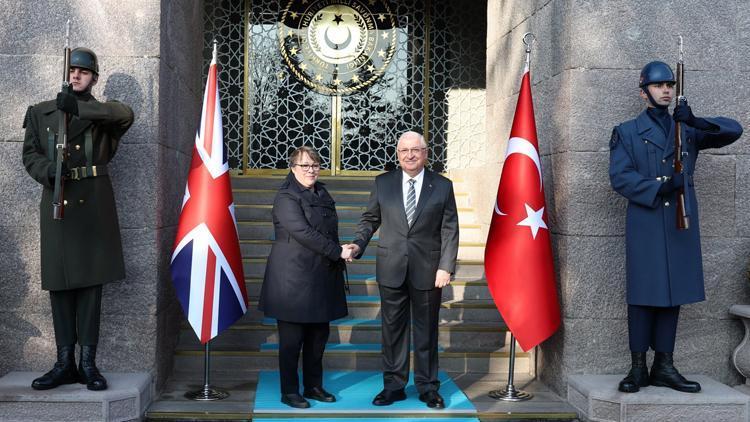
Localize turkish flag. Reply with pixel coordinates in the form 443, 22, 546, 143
484, 69, 560, 351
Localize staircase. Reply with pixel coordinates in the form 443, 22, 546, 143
146, 175, 578, 421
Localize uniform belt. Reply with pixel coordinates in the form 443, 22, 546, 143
69, 165, 108, 180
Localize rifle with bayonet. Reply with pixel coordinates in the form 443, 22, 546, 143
674, 35, 689, 230
52, 20, 71, 220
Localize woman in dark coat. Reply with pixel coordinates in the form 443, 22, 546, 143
258, 146, 350, 408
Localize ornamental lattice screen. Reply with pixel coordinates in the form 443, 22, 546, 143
203, 0, 486, 174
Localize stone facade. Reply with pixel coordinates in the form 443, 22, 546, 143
1, 0, 749, 404
0, 0, 203, 390
466, 0, 750, 395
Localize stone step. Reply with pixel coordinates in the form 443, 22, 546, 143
232, 188, 472, 210
238, 297, 501, 322
0, 372, 152, 422
177, 319, 509, 350
258, 342, 446, 352
146, 371, 579, 421
233, 189, 371, 205
234, 203, 479, 223
242, 257, 486, 279
171, 348, 529, 375
244, 277, 493, 300
240, 239, 486, 260
236, 220, 485, 243
231, 175, 375, 191
568, 374, 748, 422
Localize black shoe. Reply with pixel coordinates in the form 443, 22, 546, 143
618, 352, 649, 393
78, 345, 107, 391
418, 390, 445, 409
303, 386, 336, 402
281, 393, 311, 408
650, 352, 701, 393
31, 345, 79, 390
372, 388, 406, 406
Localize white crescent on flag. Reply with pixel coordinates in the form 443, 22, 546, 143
494, 136, 543, 216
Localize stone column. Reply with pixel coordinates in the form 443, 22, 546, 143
0, 0, 203, 390
484, 0, 750, 395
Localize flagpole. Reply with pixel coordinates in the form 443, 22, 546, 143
489, 32, 538, 402
185, 340, 230, 400
489, 334, 533, 401
183, 39, 230, 401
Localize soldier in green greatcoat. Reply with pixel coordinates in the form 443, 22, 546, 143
22, 47, 134, 391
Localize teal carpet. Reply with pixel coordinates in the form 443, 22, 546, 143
253, 370, 478, 420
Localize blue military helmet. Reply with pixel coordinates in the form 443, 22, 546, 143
70, 47, 99, 75
638, 61, 675, 88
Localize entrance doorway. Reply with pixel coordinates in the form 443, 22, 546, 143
204, 0, 486, 175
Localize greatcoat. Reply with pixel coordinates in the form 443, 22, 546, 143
22, 95, 134, 291
609, 109, 742, 306
258, 172, 348, 323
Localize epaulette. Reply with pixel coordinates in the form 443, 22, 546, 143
22, 106, 33, 129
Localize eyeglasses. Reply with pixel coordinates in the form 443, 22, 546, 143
397, 147, 426, 155
294, 163, 321, 171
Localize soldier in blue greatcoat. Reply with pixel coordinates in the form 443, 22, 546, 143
609, 61, 742, 393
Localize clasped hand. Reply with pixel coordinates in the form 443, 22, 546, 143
340, 244, 360, 262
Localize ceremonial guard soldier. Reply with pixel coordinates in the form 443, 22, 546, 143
609, 61, 742, 393
22, 47, 134, 391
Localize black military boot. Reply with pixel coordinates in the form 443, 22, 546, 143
78, 345, 107, 391
618, 351, 649, 393
650, 352, 701, 393
31, 345, 79, 390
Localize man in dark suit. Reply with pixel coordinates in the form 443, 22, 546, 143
347, 131, 459, 409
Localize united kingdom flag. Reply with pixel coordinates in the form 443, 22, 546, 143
170, 43, 248, 344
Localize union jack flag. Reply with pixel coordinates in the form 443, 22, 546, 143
170, 44, 247, 344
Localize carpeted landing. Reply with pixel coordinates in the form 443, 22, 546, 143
252, 370, 480, 422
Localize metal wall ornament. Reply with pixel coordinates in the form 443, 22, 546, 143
278, 0, 398, 96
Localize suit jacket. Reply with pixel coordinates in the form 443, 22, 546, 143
259, 172, 348, 323
353, 169, 459, 290
609, 109, 742, 306
22, 95, 134, 291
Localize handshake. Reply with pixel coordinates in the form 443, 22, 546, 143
340, 244, 360, 262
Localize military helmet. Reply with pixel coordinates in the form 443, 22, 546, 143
70, 47, 99, 75
639, 61, 674, 88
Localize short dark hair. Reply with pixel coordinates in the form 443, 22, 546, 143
288, 146, 321, 168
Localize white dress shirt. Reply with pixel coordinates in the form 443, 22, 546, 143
402, 169, 425, 210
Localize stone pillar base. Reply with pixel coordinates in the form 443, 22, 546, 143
567, 374, 749, 422
0, 371, 152, 421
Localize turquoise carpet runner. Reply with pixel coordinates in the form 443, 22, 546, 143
253, 370, 479, 421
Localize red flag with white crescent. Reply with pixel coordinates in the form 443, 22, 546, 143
484, 69, 560, 351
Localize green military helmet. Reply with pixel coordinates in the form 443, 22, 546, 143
70, 47, 99, 75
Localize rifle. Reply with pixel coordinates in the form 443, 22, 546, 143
52, 20, 71, 220
674, 35, 689, 230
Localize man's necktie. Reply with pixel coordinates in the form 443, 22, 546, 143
406, 178, 416, 226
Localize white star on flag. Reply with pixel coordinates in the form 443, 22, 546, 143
517, 204, 547, 239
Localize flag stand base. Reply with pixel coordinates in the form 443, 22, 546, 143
185, 386, 230, 401
488, 385, 533, 401
488, 333, 533, 402
185, 340, 230, 401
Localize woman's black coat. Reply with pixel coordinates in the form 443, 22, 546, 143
258, 173, 348, 323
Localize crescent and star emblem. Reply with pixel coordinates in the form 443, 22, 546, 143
494, 136, 548, 239
324, 25, 352, 51
279, 0, 397, 96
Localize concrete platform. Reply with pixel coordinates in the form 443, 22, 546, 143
0, 371, 152, 422
568, 374, 749, 422
146, 371, 579, 420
